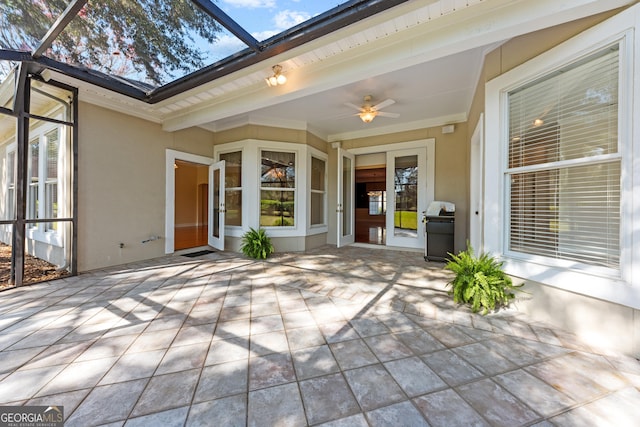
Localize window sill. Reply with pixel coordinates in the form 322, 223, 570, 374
26, 229, 63, 247
308, 225, 328, 235
502, 257, 639, 310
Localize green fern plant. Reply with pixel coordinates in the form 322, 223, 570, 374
445, 243, 521, 314
240, 227, 274, 260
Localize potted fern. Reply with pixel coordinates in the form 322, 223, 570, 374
445, 243, 521, 314
240, 227, 274, 260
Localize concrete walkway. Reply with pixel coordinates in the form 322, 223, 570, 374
0, 246, 639, 426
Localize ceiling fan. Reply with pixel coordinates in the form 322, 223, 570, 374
345, 95, 400, 123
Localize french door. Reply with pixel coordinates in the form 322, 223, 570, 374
337, 148, 355, 247
385, 148, 427, 249
469, 115, 484, 252
208, 160, 225, 250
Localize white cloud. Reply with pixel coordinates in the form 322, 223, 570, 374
222, 0, 276, 8
209, 34, 247, 60
274, 9, 311, 30
252, 30, 280, 41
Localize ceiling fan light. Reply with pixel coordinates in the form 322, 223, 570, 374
276, 74, 287, 85
267, 76, 280, 86
359, 110, 377, 123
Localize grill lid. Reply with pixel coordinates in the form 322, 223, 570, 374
426, 201, 455, 216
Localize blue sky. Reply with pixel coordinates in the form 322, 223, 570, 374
211, 0, 347, 59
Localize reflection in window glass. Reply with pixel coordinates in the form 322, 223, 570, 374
220, 151, 242, 227
394, 155, 418, 236
212, 168, 220, 239
311, 157, 325, 191
368, 191, 385, 215
342, 155, 352, 237
261, 150, 295, 227
507, 46, 620, 269
261, 151, 295, 187
310, 157, 325, 226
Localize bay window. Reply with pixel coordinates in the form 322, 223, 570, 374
213, 141, 328, 241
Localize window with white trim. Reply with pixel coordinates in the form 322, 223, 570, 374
506, 44, 621, 270
260, 150, 296, 227
5, 148, 15, 221
44, 128, 59, 231
368, 191, 386, 215
220, 150, 242, 227
310, 156, 326, 226
26, 126, 62, 236
28, 136, 39, 224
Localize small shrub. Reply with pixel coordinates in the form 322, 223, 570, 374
240, 227, 274, 260
261, 199, 280, 212
445, 243, 521, 314
281, 201, 295, 214
272, 217, 293, 226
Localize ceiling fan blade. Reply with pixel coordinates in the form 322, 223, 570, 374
377, 111, 400, 118
344, 102, 363, 111
326, 112, 359, 120
372, 98, 395, 111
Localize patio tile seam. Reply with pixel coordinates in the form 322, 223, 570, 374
537, 386, 640, 423
174, 360, 215, 425
3, 250, 639, 426
13, 339, 100, 375
387, 297, 598, 359
120, 370, 195, 421
328, 343, 429, 416
449, 376, 545, 427
64, 280, 218, 422
0, 308, 60, 335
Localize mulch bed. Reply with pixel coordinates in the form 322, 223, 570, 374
0, 244, 69, 290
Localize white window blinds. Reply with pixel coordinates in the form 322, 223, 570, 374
506, 45, 621, 270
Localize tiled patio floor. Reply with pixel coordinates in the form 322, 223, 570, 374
0, 246, 639, 426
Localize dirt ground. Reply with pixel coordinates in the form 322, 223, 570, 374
0, 244, 69, 290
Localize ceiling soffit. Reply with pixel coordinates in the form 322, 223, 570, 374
159, 0, 632, 133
